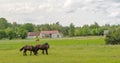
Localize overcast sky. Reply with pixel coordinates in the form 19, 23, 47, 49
0, 0, 120, 26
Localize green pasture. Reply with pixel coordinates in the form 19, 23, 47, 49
0, 36, 120, 63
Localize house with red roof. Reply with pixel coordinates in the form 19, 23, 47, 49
40, 30, 62, 38
27, 30, 62, 38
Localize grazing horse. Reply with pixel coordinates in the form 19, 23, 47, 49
35, 43, 50, 55
20, 45, 37, 56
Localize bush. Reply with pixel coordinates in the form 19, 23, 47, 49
105, 27, 120, 45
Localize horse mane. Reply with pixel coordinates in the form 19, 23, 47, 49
43, 43, 50, 48
43, 43, 49, 45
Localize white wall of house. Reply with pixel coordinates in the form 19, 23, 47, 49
51, 33, 62, 38
40, 34, 46, 38
40, 33, 62, 38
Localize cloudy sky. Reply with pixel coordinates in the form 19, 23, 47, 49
0, 0, 120, 26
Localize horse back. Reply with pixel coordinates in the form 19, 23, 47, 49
24, 45, 34, 51
35, 44, 49, 50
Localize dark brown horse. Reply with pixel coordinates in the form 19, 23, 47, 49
35, 43, 50, 55
20, 45, 37, 56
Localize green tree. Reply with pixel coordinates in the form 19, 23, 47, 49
40, 24, 51, 31
0, 30, 6, 39
0, 18, 9, 29
22, 23, 34, 32
16, 27, 28, 39
89, 22, 100, 35
68, 23, 75, 37
75, 27, 81, 36
50, 22, 62, 31
80, 25, 90, 36
61, 26, 69, 36
6, 27, 16, 40
12, 22, 20, 30
34, 25, 41, 32
90, 29, 99, 35
90, 22, 99, 29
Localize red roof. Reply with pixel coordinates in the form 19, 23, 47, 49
28, 32, 40, 36
40, 30, 59, 34
27, 30, 59, 36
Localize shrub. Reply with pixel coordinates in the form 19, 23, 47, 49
105, 27, 120, 45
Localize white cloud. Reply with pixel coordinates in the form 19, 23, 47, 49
0, 0, 120, 26
63, 0, 72, 8
8, 3, 35, 14
108, 11, 120, 18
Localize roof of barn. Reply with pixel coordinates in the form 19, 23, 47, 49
40, 30, 59, 34
28, 32, 40, 36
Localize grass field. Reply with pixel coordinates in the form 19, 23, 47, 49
0, 36, 120, 63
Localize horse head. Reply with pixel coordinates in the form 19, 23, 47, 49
31, 46, 38, 55
44, 42, 50, 48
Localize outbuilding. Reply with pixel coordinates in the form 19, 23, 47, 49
40, 30, 62, 38
27, 30, 62, 38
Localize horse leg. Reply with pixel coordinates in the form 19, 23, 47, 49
30, 51, 32, 56
23, 50, 25, 56
45, 49, 48, 55
23, 50, 27, 56
42, 50, 44, 54
36, 51, 38, 55
35, 50, 38, 55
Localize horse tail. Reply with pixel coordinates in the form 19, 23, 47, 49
20, 46, 24, 51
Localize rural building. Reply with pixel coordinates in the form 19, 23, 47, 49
103, 30, 109, 36
27, 32, 40, 38
40, 30, 62, 38
27, 30, 62, 38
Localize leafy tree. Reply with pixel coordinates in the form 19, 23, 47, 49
5, 27, 16, 40
17, 27, 28, 39
80, 25, 90, 36
68, 23, 75, 37
22, 23, 34, 32
0, 30, 6, 39
12, 22, 20, 30
90, 29, 99, 35
89, 22, 101, 35
34, 25, 41, 32
50, 22, 62, 31
75, 27, 81, 36
40, 24, 51, 31
90, 22, 99, 29
0, 18, 9, 29
61, 26, 69, 36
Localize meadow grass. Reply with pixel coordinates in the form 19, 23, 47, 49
0, 36, 120, 63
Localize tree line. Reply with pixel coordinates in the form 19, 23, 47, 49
0, 17, 120, 41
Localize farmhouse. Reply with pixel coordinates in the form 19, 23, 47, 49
27, 30, 62, 38
40, 30, 62, 38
